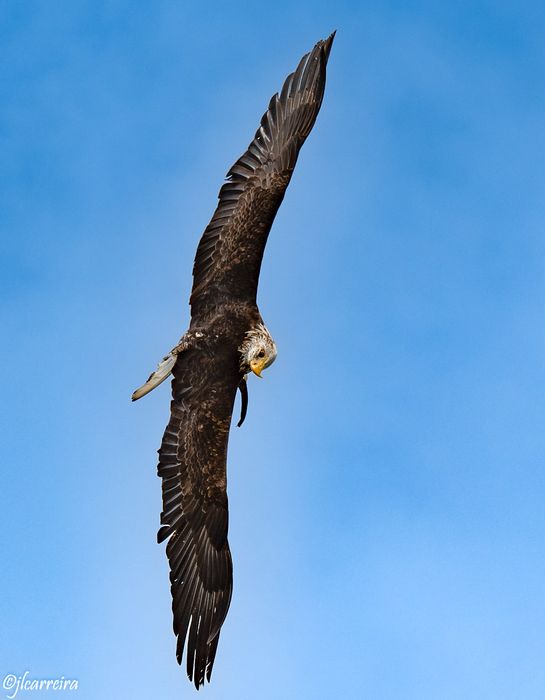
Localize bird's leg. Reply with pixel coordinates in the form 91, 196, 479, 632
237, 376, 248, 427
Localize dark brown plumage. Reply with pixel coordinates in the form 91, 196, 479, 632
133, 33, 334, 688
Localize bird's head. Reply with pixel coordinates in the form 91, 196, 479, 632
239, 324, 277, 377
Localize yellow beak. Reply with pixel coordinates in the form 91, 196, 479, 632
250, 357, 266, 378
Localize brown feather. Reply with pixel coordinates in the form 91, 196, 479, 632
189, 33, 335, 320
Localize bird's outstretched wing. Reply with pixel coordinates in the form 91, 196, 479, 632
190, 32, 335, 318
157, 344, 239, 688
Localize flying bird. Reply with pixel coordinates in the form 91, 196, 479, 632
132, 33, 334, 688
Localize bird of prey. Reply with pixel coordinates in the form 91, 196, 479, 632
132, 33, 334, 688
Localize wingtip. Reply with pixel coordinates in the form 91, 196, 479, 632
321, 31, 336, 59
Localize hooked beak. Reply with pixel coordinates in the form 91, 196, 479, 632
250, 357, 266, 378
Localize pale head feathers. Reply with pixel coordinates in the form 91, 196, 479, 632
238, 323, 277, 375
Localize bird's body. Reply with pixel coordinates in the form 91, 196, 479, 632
133, 33, 334, 688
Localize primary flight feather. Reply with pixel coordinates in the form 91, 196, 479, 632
132, 33, 334, 689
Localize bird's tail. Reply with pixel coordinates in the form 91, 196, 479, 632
131, 352, 177, 401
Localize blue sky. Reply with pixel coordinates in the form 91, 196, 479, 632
2, 2, 545, 699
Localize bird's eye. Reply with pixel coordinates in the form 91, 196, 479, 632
257, 349, 265, 358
